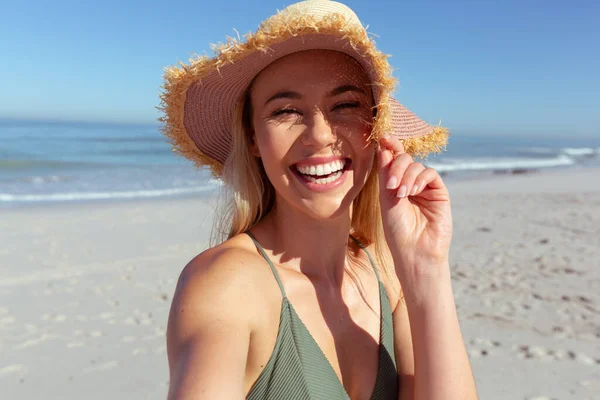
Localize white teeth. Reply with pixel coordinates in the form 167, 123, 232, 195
296, 160, 345, 176
304, 170, 343, 184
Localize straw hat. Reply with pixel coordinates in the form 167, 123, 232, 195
159, 0, 448, 177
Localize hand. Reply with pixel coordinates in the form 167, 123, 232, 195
377, 135, 453, 281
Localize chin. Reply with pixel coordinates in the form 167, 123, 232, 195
298, 195, 354, 221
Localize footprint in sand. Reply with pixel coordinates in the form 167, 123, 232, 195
82, 360, 118, 374
574, 353, 596, 366
0, 315, 16, 325
0, 364, 27, 377
514, 345, 598, 365
467, 338, 501, 358
124, 309, 153, 326
13, 333, 56, 350
42, 313, 67, 322
90, 312, 114, 321
579, 379, 600, 390
122, 336, 137, 343
514, 345, 554, 361
141, 332, 163, 341
132, 348, 148, 356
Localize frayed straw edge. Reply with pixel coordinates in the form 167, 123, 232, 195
402, 126, 450, 159
158, 11, 397, 177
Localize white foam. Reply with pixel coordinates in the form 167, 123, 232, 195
28, 175, 65, 184
427, 155, 575, 173
0, 185, 217, 203
560, 147, 597, 157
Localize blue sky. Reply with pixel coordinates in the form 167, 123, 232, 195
0, 0, 598, 137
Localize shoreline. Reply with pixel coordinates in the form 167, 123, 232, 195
2, 164, 598, 211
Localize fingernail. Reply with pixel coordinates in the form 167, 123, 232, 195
397, 185, 407, 198
386, 176, 398, 189
411, 184, 419, 196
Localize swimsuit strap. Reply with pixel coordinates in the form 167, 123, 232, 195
246, 232, 381, 297
246, 231, 287, 297
349, 235, 382, 283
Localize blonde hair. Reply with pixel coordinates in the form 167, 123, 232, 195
212, 91, 275, 240
211, 89, 396, 287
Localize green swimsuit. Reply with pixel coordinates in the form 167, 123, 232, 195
246, 232, 398, 400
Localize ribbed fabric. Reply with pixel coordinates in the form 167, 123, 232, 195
246, 233, 398, 400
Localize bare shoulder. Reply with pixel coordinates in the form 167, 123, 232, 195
166, 234, 273, 399
175, 235, 264, 294
168, 234, 269, 336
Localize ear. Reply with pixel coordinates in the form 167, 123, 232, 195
249, 133, 261, 158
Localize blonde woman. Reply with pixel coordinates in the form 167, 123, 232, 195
161, 1, 478, 399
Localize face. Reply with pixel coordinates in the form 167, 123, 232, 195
249, 50, 375, 220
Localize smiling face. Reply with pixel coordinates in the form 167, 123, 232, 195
247, 50, 376, 220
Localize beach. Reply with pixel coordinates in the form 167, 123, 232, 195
1, 166, 599, 400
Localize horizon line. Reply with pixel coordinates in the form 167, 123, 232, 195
0, 116, 160, 127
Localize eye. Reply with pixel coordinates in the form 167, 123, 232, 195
332, 101, 361, 111
271, 108, 301, 117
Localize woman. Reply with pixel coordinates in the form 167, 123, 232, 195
161, 1, 478, 399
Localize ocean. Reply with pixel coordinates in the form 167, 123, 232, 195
0, 119, 598, 206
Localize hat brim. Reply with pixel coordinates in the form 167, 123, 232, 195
160, 12, 448, 176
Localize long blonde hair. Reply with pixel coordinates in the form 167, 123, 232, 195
211, 90, 395, 283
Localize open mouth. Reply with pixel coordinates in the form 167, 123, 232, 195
292, 158, 351, 185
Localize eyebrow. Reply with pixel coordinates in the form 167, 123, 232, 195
265, 90, 302, 106
329, 84, 367, 97
264, 84, 367, 106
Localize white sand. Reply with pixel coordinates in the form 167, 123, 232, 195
1, 167, 598, 399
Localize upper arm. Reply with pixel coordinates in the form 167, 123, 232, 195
166, 248, 257, 400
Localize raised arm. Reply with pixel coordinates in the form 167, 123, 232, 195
166, 249, 255, 400
377, 135, 478, 400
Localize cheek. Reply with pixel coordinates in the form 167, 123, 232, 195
337, 120, 374, 169
335, 118, 372, 149
254, 125, 297, 172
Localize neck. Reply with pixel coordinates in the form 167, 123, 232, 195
254, 197, 353, 286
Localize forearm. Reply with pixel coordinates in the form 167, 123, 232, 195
398, 262, 478, 400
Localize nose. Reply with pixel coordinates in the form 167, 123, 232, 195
301, 110, 336, 149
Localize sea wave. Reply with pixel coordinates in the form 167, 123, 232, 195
518, 146, 599, 158
24, 175, 69, 184
560, 147, 598, 157
0, 185, 218, 203
426, 155, 575, 173
0, 159, 92, 170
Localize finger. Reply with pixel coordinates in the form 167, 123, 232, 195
378, 135, 405, 155
397, 162, 426, 198
414, 168, 445, 195
376, 135, 398, 191
385, 152, 413, 190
